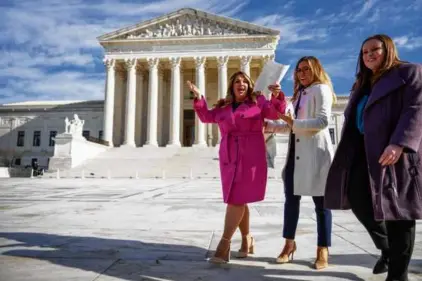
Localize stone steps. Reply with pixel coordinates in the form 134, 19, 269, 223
43, 146, 286, 179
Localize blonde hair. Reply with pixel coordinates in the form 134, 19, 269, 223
215, 71, 257, 108
353, 34, 403, 91
292, 56, 336, 104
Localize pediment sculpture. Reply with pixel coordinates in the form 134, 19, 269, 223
126, 16, 259, 39
65, 114, 85, 136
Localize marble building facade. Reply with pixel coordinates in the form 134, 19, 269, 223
0, 8, 348, 168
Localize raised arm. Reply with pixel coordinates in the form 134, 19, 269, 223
193, 96, 218, 124
257, 92, 287, 120
188, 80, 218, 124
292, 84, 333, 132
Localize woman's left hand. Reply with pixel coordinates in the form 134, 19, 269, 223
268, 83, 281, 97
379, 144, 403, 166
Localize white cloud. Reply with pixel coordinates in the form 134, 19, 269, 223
282, 1, 295, 10
368, 8, 380, 23
1, 0, 420, 104
252, 14, 328, 45
351, 0, 378, 21
315, 8, 323, 16
408, 0, 422, 11
394, 35, 422, 50
3, 71, 105, 104
0, 50, 95, 69
0, 67, 44, 80
281, 47, 354, 58
323, 58, 357, 80
394, 36, 409, 46
0, 0, 250, 104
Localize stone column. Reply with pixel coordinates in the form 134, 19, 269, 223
262, 54, 275, 64
115, 70, 126, 146
193, 56, 207, 147
135, 66, 144, 146
103, 58, 115, 146
240, 55, 252, 77
179, 69, 185, 146
167, 57, 182, 147
157, 69, 165, 146
145, 58, 159, 147
217, 56, 229, 143
123, 58, 137, 147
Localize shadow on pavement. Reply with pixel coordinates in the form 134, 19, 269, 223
1, 232, 416, 281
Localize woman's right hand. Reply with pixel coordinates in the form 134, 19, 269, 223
187, 81, 200, 99
268, 82, 282, 97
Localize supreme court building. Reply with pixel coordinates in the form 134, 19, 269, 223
98, 8, 281, 148
0, 8, 347, 169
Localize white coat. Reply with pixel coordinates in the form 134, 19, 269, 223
266, 83, 334, 196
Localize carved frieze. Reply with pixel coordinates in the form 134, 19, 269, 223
124, 15, 261, 39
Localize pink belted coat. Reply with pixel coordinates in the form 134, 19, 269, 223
194, 94, 287, 204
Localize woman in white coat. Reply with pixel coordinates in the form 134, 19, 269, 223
265, 56, 336, 270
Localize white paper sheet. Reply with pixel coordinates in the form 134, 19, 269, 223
254, 61, 290, 97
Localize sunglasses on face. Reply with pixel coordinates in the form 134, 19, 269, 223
296, 66, 311, 73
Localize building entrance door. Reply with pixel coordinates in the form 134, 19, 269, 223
183, 110, 195, 146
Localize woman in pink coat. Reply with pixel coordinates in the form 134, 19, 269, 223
187, 71, 287, 264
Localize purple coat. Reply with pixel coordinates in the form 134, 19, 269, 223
324, 63, 422, 221
194, 94, 286, 204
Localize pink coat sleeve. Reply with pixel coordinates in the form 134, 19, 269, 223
257, 93, 287, 120
193, 96, 218, 123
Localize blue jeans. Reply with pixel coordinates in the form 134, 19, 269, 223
282, 134, 332, 247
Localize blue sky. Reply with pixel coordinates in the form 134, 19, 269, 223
1, 0, 421, 104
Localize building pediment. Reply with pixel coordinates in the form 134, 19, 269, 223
98, 8, 279, 42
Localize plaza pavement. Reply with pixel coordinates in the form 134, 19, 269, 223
0, 178, 421, 281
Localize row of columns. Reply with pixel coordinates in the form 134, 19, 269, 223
103, 54, 274, 147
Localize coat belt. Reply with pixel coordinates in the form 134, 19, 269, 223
227, 131, 263, 137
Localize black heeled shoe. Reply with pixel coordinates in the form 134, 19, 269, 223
373, 252, 388, 274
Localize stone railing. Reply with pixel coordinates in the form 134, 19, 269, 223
86, 136, 109, 146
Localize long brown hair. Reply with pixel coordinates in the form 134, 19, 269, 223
215, 71, 257, 108
292, 56, 336, 103
353, 34, 403, 91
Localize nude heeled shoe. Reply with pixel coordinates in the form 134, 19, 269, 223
236, 234, 255, 258
209, 237, 231, 264
275, 239, 297, 264
314, 246, 329, 270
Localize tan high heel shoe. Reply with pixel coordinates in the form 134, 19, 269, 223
275, 239, 297, 264
314, 246, 329, 270
236, 234, 255, 258
209, 237, 231, 264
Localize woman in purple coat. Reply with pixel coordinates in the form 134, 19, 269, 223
187, 71, 286, 264
325, 34, 422, 281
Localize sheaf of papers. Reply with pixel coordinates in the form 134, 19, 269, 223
254, 61, 290, 97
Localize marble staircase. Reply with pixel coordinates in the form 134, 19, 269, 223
44, 146, 286, 179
